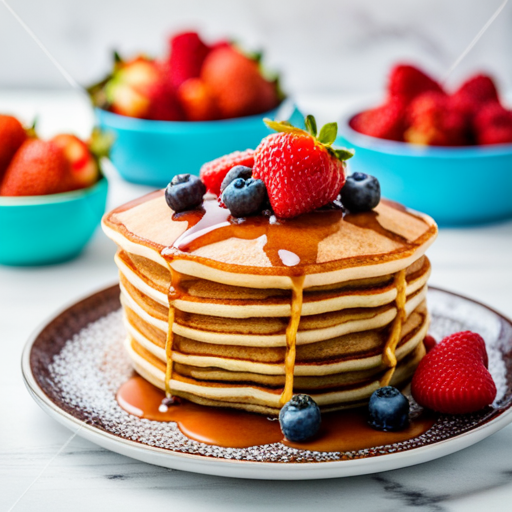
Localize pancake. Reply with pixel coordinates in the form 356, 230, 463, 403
102, 191, 437, 414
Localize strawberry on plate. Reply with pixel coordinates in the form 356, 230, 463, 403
253, 116, 353, 218
0, 115, 30, 180
412, 331, 497, 414
200, 149, 255, 196
0, 139, 68, 196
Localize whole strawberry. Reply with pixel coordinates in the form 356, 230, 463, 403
0, 139, 68, 196
411, 331, 497, 414
201, 47, 279, 119
473, 103, 512, 145
253, 116, 353, 218
451, 74, 500, 122
350, 98, 407, 141
178, 78, 219, 121
388, 64, 443, 102
0, 115, 28, 180
405, 92, 467, 146
168, 31, 211, 90
200, 149, 255, 196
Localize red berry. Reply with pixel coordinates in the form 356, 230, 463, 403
350, 98, 407, 141
0, 115, 27, 181
168, 31, 211, 90
473, 103, 512, 145
200, 149, 255, 196
178, 78, 219, 121
388, 64, 443, 102
146, 79, 184, 121
423, 335, 437, 353
51, 134, 99, 190
0, 139, 68, 196
201, 47, 279, 119
404, 91, 467, 146
253, 119, 349, 219
411, 331, 496, 414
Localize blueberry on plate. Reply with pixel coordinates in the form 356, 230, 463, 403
221, 177, 267, 218
220, 165, 253, 194
340, 172, 381, 213
368, 386, 409, 431
279, 394, 322, 442
165, 174, 206, 213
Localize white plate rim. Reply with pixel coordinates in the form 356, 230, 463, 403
21, 285, 512, 480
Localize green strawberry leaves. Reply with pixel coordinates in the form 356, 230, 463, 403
264, 115, 355, 162
305, 115, 317, 137
318, 122, 337, 145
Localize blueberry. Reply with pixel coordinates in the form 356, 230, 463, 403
368, 386, 409, 431
220, 165, 253, 194
279, 394, 321, 442
221, 177, 267, 218
165, 174, 206, 213
340, 172, 381, 212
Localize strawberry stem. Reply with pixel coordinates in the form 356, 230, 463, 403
264, 116, 355, 161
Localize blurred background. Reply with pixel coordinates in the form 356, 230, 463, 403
1, 0, 511, 96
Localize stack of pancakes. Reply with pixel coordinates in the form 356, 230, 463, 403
103, 192, 437, 415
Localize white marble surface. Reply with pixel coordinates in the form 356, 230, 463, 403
1, 91, 512, 511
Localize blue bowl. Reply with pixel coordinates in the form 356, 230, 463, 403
338, 111, 512, 227
96, 100, 304, 187
0, 177, 108, 266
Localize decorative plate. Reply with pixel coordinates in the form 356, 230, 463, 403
22, 285, 512, 480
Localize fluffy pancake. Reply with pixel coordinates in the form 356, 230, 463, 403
102, 192, 437, 414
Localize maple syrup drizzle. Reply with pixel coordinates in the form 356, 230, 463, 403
380, 269, 407, 386
280, 275, 305, 406
117, 376, 437, 451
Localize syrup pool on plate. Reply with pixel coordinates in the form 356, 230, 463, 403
117, 376, 436, 452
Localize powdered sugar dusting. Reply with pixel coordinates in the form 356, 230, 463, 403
44, 289, 512, 464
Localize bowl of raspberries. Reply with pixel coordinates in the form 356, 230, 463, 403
89, 31, 301, 187
338, 64, 512, 226
0, 114, 109, 266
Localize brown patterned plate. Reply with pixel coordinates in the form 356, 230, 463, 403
22, 284, 512, 480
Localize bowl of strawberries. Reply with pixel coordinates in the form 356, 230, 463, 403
337, 64, 512, 226
0, 115, 109, 266
89, 31, 302, 187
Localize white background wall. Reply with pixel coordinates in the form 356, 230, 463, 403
1, 0, 511, 98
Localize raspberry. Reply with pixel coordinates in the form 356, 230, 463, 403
199, 149, 255, 196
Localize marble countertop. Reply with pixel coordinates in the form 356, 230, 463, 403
1, 91, 512, 512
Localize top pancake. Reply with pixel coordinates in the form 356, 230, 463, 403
102, 191, 437, 289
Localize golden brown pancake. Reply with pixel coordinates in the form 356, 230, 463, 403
102, 192, 437, 414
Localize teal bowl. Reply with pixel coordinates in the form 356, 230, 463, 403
0, 177, 108, 266
95, 100, 304, 187
338, 111, 512, 227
